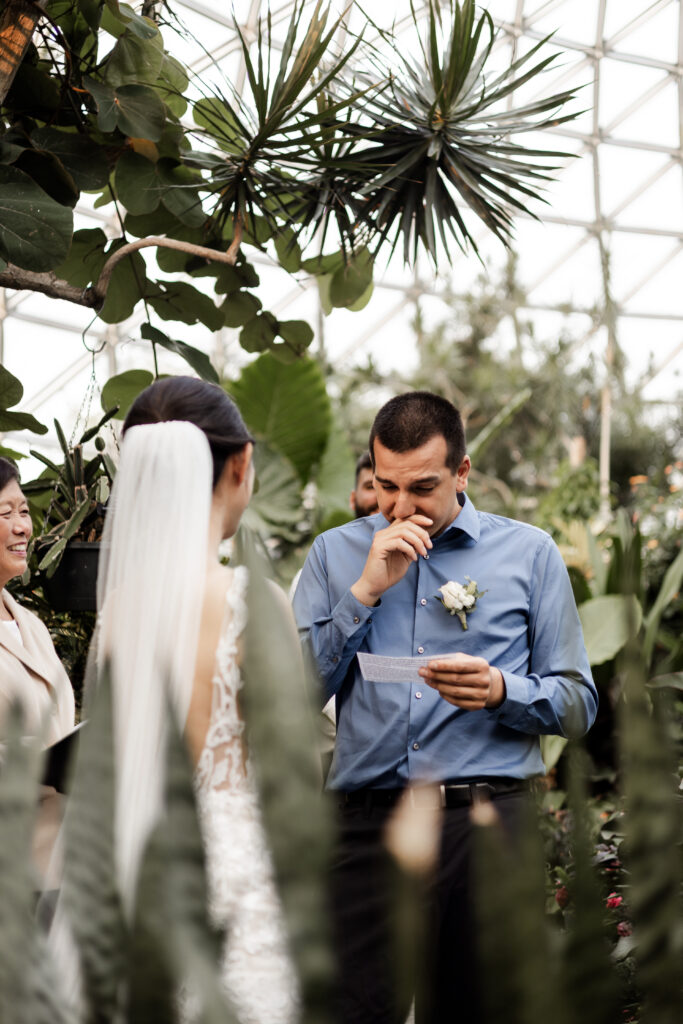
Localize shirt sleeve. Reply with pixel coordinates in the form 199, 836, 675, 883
292, 536, 375, 703
490, 535, 598, 738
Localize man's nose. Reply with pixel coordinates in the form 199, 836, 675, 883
393, 491, 416, 519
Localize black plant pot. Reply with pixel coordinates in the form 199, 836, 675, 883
42, 541, 100, 613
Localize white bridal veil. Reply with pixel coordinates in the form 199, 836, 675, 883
96, 420, 213, 910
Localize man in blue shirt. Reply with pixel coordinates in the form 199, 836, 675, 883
293, 391, 597, 1024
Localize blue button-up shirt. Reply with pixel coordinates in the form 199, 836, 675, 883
293, 494, 597, 790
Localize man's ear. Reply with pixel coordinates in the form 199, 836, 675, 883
349, 490, 357, 511
455, 454, 471, 491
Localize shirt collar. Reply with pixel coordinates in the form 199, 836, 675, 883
435, 492, 480, 544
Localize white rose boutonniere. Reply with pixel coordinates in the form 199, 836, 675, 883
436, 576, 486, 631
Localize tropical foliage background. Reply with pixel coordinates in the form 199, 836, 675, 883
0, 1, 681, 1021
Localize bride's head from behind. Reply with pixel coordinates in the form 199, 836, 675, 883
123, 376, 255, 541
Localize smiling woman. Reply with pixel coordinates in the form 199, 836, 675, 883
0, 457, 75, 751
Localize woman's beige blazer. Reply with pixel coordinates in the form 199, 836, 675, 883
0, 588, 75, 748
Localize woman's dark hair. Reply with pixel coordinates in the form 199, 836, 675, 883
369, 391, 466, 472
0, 457, 21, 493
123, 377, 254, 489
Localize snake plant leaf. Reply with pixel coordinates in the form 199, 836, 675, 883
579, 594, 643, 666
61, 663, 127, 1020
0, 705, 42, 1021
241, 557, 335, 1019
643, 545, 683, 667
228, 352, 330, 483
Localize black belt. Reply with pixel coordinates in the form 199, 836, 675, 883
339, 777, 528, 810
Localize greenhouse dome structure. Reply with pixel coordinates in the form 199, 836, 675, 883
0, 0, 681, 468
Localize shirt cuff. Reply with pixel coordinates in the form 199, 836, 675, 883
485, 669, 529, 724
332, 589, 378, 639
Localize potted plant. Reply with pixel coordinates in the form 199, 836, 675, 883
23, 409, 118, 612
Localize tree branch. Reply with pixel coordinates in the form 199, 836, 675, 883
0, 236, 240, 308
0, 264, 100, 306
0, 0, 47, 104
91, 235, 239, 302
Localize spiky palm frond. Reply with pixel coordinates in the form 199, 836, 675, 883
190, 0, 580, 265
350, 0, 581, 262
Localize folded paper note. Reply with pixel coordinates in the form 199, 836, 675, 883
357, 652, 450, 685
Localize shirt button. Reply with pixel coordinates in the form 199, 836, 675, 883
415, 691, 422, 699
420, 598, 427, 606
353, 616, 360, 624
424, 554, 429, 560
413, 742, 420, 750
417, 646, 424, 654
332, 656, 339, 663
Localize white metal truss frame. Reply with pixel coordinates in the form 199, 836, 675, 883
1, 0, 681, 438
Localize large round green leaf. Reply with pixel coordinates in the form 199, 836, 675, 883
158, 161, 204, 227
147, 281, 224, 332
98, 243, 149, 324
241, 445, 304, 543
15, 148, 79, 208
85, 78, 166, 141
277, 320, 314, 354
329, 248, 374, 308
228, 354, 331, 483
193, 97, 245, 155
578, 594, 643, 666
114, 151, 161, 215
30, 126, 109, 191
115, 85, 166, 140
140, 324, 219, 383
239, 313, 278, 353
315, 410, 356, 518
222, 291, 262, 328
103, 30, 164, 87
101, 370, 154, 420
0, 365, 24, 410
0, 165, 73, 272
54, 228, 108, 289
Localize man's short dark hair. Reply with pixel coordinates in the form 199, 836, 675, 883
369, 392, 466, 473
355, 451, 373, 486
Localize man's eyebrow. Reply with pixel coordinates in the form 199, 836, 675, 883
374, 474, 441, 486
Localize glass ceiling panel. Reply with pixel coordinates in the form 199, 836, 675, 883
1, 0, 681, 464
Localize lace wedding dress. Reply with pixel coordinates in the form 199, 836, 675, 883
193, 567, 299, 1023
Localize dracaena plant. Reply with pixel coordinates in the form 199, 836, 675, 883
22, 409, 118, 577
348, 0, 581, 263
189, 0, 580, 265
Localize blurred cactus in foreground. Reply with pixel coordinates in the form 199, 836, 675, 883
470, 642, 682, 1024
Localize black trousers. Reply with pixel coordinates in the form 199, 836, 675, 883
329, 791, 528, 1024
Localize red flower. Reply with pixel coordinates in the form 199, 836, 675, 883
606, 893, 623, 909
617, 921, 632, 937
555, 885, 570, 908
